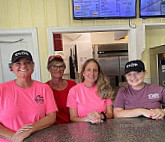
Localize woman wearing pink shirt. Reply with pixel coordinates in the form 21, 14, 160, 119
0, 50, 58, 142
67, 58, 113, 124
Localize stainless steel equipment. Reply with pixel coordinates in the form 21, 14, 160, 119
158, 53, 165, 87
93, 43, 128, 100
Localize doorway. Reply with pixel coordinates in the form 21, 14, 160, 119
0, 28, 40, 83
48, 25, 137, 59
150, 45, 165, 87
48, 26, 136, 73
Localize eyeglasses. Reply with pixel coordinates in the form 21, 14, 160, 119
50, 65, 65, 70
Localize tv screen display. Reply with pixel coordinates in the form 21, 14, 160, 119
73, 0, 136, 19
140, 0, 165, 17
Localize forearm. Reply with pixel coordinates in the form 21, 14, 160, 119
106, 112, 113, 119
70, 116, 88, 122
114, 108, 146, 118
150, 108, 165, 119
69, 108, 89, 122
29, 112, 56, 134
10, 112, 55, 142
105, 105, 113, 119
0, 124, 15, 141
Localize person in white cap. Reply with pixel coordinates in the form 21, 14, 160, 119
0, 50, 58, 142
114, 60, 165, 120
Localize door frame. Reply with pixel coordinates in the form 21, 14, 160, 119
47, 25, 137, 60
0, 28, 41, 81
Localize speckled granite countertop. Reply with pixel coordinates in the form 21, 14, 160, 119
24, 118, 165, 142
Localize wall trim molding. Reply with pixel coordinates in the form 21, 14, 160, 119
47, 25, 137, 60
0, 28, 41, 81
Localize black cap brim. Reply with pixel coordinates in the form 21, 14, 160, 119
12, 56, 33, 63
124, 68, 143, 75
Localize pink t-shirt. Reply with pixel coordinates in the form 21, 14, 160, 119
0, 80, 58, 142
67, 82, 112, 117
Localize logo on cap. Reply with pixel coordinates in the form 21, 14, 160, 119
126, 63, 138, 68
11, 50, 33, 64
124, 60, 145, 74
15, 51, 29, 57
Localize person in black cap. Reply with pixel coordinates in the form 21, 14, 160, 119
114, 60, 165, 120
0, 50, 58, 142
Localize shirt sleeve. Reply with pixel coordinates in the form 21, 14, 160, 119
114, 88, 125, 109
67, 87, 78, 109
105, 98, 112, 106
45, 84, 58, 114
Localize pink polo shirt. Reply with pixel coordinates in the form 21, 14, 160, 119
67, 82, 112, 117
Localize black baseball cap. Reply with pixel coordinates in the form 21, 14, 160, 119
11, 50, 33, 63
124, 60, 145, 74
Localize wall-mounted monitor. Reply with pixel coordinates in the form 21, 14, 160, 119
73, 0, 136, 19
140, 0, 165, 17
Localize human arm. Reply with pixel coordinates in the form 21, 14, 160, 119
69, 108, 89, 122
84, 105, 113, 123
150, 109, 165, 120
105, 105, 113, 119
69, 108, 103, 124
147, 88, 165, 120
114, 107, 152, 118
69, 105, 113, 124
0, 123, 15, 141
151, 89, 165, 119
87, 105, 113, 122
11, 112, 56, 142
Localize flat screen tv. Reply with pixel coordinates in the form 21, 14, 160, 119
73, 0, 136, 19
140, 0, 165, 17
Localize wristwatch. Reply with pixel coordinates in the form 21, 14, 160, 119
101, 111, 107, 121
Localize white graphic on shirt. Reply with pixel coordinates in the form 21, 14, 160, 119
148, 93, 159, 99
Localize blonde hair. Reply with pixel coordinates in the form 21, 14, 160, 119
80, 58, 113, 99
